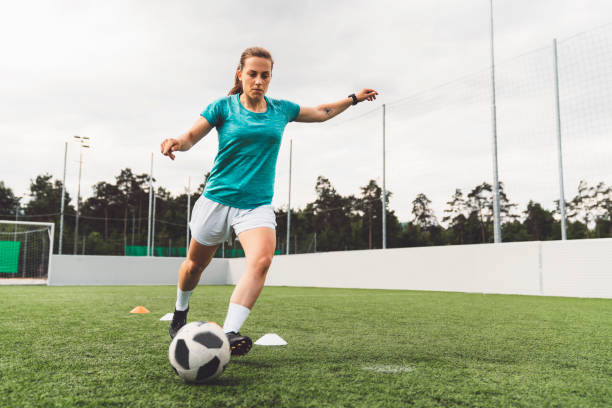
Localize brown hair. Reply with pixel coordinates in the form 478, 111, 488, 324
228, 47, 274, 95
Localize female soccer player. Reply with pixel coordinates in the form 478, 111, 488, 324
161, 46, 378, 356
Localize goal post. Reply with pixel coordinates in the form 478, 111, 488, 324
0, 220, 54, 282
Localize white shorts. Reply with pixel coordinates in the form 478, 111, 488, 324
189, 196, 277, 246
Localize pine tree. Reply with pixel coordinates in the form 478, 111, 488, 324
411, 193, 437, 229
524, 201, 554, 241
567, 180, 598, 238
443, 189, 468, 244
0, 181, 21, 218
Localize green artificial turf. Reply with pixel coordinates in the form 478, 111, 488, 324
0, 285, 610, 407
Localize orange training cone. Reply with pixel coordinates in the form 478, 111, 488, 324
130, 306, 150, 314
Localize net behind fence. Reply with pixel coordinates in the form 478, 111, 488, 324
0, 223, 51, 279
558, 25, 612, 214
3, 25, 611, 254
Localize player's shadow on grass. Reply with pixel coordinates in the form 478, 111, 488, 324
197, 377, 241, 387
173, 360, 278, 387
230, 359, 276, 368
166, 376, 242, 387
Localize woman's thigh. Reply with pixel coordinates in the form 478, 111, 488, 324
187, 238, 219, 268
237, 227, 276, 260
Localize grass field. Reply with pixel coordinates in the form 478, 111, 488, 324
1, 285, 610, 407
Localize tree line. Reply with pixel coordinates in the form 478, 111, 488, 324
0, 169, 610, 256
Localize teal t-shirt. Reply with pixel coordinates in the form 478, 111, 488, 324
200, 94, 300, 209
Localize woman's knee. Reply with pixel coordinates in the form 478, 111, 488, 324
251, 254, 273, 273
183, 258, 207, 275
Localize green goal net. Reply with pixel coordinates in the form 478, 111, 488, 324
0, 241, 21, 273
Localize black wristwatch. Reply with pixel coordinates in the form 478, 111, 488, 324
348, 93, 358, 105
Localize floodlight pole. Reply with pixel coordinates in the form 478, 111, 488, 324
152, 188, 157, 256
73, 147, 83, 254
73, 142, 83, 253
552, 39, 568, 240
489, 0, 502, 243
382, 104, 387, 249
286, 139, 292, 255
147, 153, 153, 256
59, 141, 67, 254
72, 136, 90, 254
186, 176, 191, 253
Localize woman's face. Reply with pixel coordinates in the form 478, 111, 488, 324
238, 57, 272, 99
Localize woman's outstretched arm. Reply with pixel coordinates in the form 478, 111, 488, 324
295, 88, 378, 123
161, 116, 214, 160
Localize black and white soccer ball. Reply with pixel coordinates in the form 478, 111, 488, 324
168, 321, 231, 383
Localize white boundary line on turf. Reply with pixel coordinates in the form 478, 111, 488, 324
362, 365, 415, 373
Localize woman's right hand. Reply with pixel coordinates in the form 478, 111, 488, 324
162, 117, 214, 160
161, 138, 181, 160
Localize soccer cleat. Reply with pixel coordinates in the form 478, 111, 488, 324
169, 307, 189, 339
226, 331, 252, 356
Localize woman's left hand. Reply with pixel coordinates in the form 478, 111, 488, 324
356, 88, 379, 103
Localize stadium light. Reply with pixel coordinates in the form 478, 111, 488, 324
72, 136, 91, 255
59, 142, 67, 254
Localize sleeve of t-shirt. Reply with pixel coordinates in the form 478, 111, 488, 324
280, 99, 301, 122
200, 97, 227, 128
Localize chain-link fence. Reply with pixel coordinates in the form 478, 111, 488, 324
277, 24, 612, 250
2, 24, 611, 256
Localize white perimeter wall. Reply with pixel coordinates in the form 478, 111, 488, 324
49, 239, 612, 299
49, 255, 227, 286
230, 242, 543, 295
540, 239, 612, 298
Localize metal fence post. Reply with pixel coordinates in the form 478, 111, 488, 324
489, 0, 502, 243
553, 38, 568, 240
382, 104, 387, 249
286, 139, 292, 255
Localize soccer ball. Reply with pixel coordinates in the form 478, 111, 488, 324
168, 321, 231, 383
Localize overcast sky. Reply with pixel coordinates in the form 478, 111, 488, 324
1, 0, 611, 221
